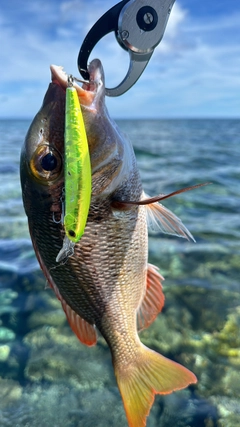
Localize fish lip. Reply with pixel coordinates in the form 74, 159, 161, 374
50, 64, 97, 107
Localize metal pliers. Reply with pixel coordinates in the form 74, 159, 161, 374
78, 0, 175, 96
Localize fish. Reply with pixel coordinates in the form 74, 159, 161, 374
20, 58, 197, 427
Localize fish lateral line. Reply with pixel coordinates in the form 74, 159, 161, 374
112, 182, 212, 208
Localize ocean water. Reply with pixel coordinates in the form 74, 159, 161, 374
0, 118, 239, 426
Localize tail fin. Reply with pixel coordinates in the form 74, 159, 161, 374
114, 345, 197, 427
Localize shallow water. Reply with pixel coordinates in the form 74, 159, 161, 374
0, 118, 239, 426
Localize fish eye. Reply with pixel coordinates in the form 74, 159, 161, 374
41, 152, 58, 171
30, 144, 62, 183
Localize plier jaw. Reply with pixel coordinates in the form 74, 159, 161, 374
78, 0, 175, 97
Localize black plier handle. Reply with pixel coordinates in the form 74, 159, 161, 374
78, 0, 175, 96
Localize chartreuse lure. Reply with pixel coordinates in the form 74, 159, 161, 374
63, 77, 91, 243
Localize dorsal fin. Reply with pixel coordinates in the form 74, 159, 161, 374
137, 263, 165, 331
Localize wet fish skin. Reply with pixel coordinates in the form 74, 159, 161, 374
20, 59, 197, 427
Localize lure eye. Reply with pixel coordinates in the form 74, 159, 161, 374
30, 144, 62, 183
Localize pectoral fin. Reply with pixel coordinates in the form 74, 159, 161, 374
144, 196, 195, 241
112, 183, 210, 241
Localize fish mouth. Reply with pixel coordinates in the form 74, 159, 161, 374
50, 59, 104, 108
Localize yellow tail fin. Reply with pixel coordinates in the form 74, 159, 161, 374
114, 344, 197, 427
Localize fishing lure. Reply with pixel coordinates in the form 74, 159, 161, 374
63, 76, 91, 243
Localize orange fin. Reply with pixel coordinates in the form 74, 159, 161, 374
30, 232, 97, 346
115, 345, 197, 427
61, 299, 97, 347
137, 264, 165, 331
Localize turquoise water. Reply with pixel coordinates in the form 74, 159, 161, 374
0, 118, 239, 426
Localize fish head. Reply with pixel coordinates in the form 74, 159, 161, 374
21, 59, 103, 192
20, 58, 129, 210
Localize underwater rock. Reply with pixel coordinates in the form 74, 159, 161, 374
0, 382, 124, 427
155, 392, 219, 427
222, 367, 240, 398
0, 340, 29, 383
140, 311, 190, 355
70, 388, 127, 427
0, 400, 33, 426
0, 378, 220, 427
139, 285, 197, 372
0, 378, 22, 408
0, 327, 15, 342
214, 306, 240, 356
184, 305, 240, 396
0, 288, 18, 316
24, 325, 113, 389
27, 306, 66, 329
0, 345, 10, 362
210, 396, 240, 427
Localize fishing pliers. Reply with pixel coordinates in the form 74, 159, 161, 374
78, 0, 175, 96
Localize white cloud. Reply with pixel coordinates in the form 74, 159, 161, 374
166, 2, 187, 35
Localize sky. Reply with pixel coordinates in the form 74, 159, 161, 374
0, 0, 239, 119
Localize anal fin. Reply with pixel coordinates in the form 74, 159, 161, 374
30, 232, 97, 347
137, 264, 164, 331
61, 299, 97, 347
